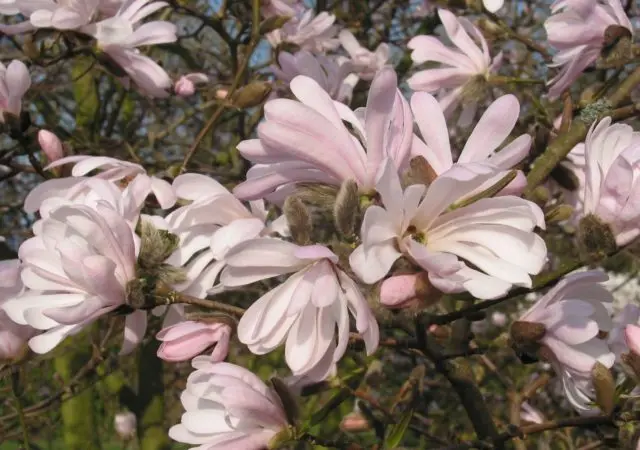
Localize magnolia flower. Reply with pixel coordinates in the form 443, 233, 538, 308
261, 0, 303, 18
157, 320, 231, 362
114, 411, 136, 440
350, 159, 546, 299
411, 92, 531, 195
169, 357, 289, 449
266, 8, 339, 52
581, 117, 640, 246
516, 271, 614, 414
174, 73, 209, 97
161, 173, 285, 298
220, 239, 379, 379
81, 0, 177, 97
38, 130, 64, 163
40, 155, 176, 209
272, 50, 354, 103
234, 67, 413, 201
545, 0, 633, 99
0, 259, 34, 360
339, 30, 389, 80
0, 60, 30, 122
2, 204, 143, 354
28, 0, 99, 30
407, 9, 502, 120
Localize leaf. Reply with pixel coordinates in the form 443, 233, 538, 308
384, 407, 414, 449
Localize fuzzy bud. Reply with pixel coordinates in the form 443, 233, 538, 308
231, 81, 272, 109
591, 361, 616, 415
38, 130, 64, 163
283, 195, 312, 245
577, 213, 617, 264
404, 156, 438, 187
333, 179, 360, 237
379, 273, 440, 309
621, 351, 640, 381
545, 204, 574, 223
510, 320, 546, 346
269, 377, 300, 426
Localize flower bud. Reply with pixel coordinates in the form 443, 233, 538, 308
544, 204, 574, 223
333, 179, 359, 237
283, 195, 311, 245
174, 73, 209, 97
510, 320, 546, 346
37, 130, 64, 163
156, 321, 231, 362
379, 272, 440, 309
591, 361, 615, 415
114, 411, 136, 440
577, 213, 617, 264
340, 411, 370, 432
231, 81, 272, 109
625, 325, 640, 357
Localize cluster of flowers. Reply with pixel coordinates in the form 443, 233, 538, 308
1, 0, 640, 448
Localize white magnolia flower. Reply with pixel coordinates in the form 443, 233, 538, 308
161, 173, 285, 298
266, 8, 339, 52
0, 259, 35, 360
272, 50, 354, 103
339, 29, 389, 81
220, 239, 379, 380
581, 117, 640, 246
169, 357, 289, 450
2, 204, 143, 354
518, 271, 614, 414
350, 159, 547, 300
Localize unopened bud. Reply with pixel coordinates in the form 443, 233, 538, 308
38, 130, 64, 163
591, 361, 615, 415
231, 81, 272, 109
621, 351, 640, 381
114, 411, 136, 440
283, 195, 312, 245
577, 213, 617, 264
340, 412, 370, 432
545, 204, 574, 223
174, 73, 209, 97
333, 179, 360, 237
626, 324, 640, 356
510, 320, 546, 346
598, 25, 633, 69
380, 272, 442, 310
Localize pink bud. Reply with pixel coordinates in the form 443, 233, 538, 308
380, 274, 420, 308
37, 130, 64, 163
339, 412, 369, 432
625, 324, 640, 356
174, 73, 209, 97
0, 313, 34, 361
216, 88, 228, 99
491, 311, 507, 327
114, 411, 136, 439
156, 321, 231, 362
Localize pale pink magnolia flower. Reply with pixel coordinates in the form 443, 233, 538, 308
261, 0, 303, 18
581, 117, 640, 246
28, 0, 100, 30
174, 73, 209, 97
41, 155, 176, 209
407, 9, 502, 120
0, 60, 30, 122
80, 0, 177, 97
234, 67, 414, 201
220, 239, 379, 380
0, 0, 19, 15
266, 8, 339, 52
0, 259, 35, 360
545, 0, 633, 99
156, 320, 231, 362
411, 92, 532, 196
2, 204, 143, 354
272, 50, 354, 103
160, 173, 286, 298
338, 30, 389, 81
169, 357, 289, 449
350, 159, 546, 300
114, 411, 136, 440
37, 130, 64, 163
519, 270, 614, 414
